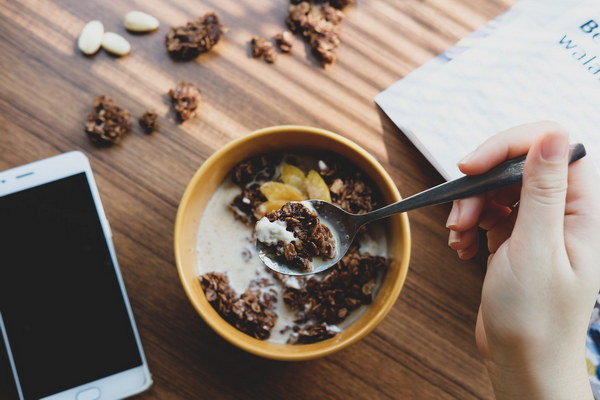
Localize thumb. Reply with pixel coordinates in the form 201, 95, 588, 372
513, 132, 570, 241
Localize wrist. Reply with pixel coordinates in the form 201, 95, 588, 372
484, 349, 593, 400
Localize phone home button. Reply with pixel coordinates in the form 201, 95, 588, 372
76, 387, 101, 400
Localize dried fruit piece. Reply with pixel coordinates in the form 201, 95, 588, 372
124, 11, 160, 32
260, 182, 305, 202
280, 163, 306, 193
78, 20, 104, 55
254, 200, 289, 219
305, 170, 331, 202
101, 32, 131, 56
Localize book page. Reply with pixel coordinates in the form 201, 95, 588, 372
376, 1, 600, 179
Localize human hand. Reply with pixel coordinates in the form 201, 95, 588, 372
446, 122, 600, 400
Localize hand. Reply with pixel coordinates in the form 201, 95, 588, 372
446, 122, 600, 400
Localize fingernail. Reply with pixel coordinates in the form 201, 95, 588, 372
458, 151, 474, 166
446, 201, 460, 228
448, 230, 461, 248
541, 133, 568, 161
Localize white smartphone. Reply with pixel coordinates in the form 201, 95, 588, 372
0, 151, 152, 400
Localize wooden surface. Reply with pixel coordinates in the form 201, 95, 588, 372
0, 0, 516, 398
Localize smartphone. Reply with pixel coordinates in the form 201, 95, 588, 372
0, 152, 152, 400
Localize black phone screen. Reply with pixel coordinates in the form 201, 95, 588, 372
0, 173, 143, 400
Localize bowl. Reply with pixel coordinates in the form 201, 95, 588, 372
174, 125, 411, 361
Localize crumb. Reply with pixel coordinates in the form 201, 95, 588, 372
250, 36, 267, 58
250, 37, 277, 63
165, 12, 227, 61
274, 31, 293, 53
263, 43, 277, 63
139, 110, 158, 134
85, 95, 131, 145
168, 81, 202, 122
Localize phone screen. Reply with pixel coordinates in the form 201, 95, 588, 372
0, 172, 143, 399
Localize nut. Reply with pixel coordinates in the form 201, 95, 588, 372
78, 20, 104, 55
124, 11, 160, 32
101, 32, 131, 56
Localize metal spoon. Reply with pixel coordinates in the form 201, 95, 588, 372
258, 144, 586, 276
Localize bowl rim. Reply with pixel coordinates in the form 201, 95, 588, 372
174, 125, 411, 360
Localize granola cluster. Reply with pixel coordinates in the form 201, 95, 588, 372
251, 37, 277, 64
263, 202, 335, 272
286, 0, 352, 66
200, 273, 278, 340
168, 81, 202, 122
282, 246, 386, 323
85, 95, 132, 145
201, 153, 387, 344
165, 12, 227, 61
229, 155, 280, 225
139, 109, 158, 134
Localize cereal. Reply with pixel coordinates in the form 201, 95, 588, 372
286, 1, 347, 66
78, 20, 104, 55
250, 37, 277, 63
101, 32, 131, 56
139, 110, 158, 134
259, 202, 336, 272
274, 31, 293, 53
85, 95, 131, 145
168, 81, 202, 122
196, 153, 388, 344
250, 37, 267, 58
165, 12, 226, 61
124, 11, 160, 32
200, 273, 278, 340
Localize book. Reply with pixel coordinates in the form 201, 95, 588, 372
375, 0, 599, 180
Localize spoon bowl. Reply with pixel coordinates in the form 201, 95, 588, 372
259, 143, 586, 276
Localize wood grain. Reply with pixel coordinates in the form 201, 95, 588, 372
1, 0, 515, 398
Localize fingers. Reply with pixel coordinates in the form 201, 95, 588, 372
513, 132, 569, 242
446, 196, 485, 230
458, 121, 568, 176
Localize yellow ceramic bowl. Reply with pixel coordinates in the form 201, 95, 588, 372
174, 125, 411, 361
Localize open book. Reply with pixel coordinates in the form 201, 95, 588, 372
375, 0, 599, 180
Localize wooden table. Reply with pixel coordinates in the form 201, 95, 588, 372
1, 0, 516, 398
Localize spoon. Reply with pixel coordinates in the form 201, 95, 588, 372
258, 143, 586, 276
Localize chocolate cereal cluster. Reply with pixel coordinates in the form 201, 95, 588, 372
264, 202, 335, 272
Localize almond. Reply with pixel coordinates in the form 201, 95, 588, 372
78, 20, 104, 55
124, 11, 159, 32
101, 32, 131, 56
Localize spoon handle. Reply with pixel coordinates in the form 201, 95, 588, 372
360, 143, 586, 224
